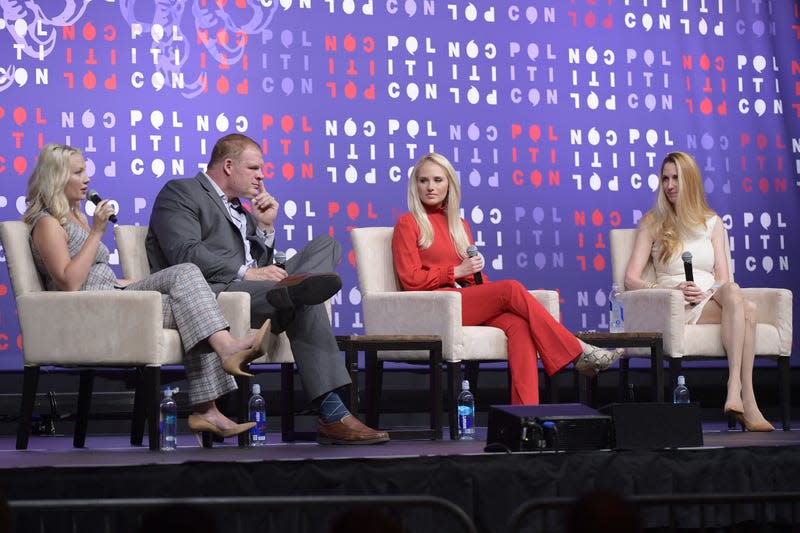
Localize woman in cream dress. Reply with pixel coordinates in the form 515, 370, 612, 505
624, 151, 773, 432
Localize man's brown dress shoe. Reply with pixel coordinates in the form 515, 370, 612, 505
266, 272, 342, 309
317, 415, 390, 445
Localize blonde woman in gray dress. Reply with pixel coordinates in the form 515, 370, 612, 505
24, 143, 269, 444
624, 151, 773, 431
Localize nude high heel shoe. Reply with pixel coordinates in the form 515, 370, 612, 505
221, 319, 272, 378
187, 414, 256, 447
734, 413, 775, 432
723, 402, 744, 415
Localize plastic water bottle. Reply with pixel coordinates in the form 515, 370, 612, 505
457, 380, 475, 440
609, 283, 624, 333
160, 386, 178, 451
248, 384, 267, 446
673, 375, 690, 404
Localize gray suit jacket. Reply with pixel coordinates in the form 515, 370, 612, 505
146, 173, 273, 292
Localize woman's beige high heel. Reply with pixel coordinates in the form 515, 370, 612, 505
723, 402, 744, 415
734, 413, 774, 432
221, 319, 272, 378
187, 414, 256, 447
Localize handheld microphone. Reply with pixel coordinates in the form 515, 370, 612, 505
274, 250, 286, 270
88, 189, 118, 223
681, 251, 694, 282
466, 245, 483, 285
681, 251, 696, 306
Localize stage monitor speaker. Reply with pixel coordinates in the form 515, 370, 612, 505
598, 402, 703, 450
485, 403, 612, 453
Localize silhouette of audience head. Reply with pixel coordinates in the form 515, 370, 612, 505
565, 490, 642, 533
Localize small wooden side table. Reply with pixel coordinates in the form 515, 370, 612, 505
575, 332, 665, 406
336, 335, 443, 440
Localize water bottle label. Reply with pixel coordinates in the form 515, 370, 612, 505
458, 405, 474, 432
250, 411, 267, 442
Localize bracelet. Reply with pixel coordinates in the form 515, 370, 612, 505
645, 281, 657, 289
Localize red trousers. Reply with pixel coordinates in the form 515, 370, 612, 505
446, 279, 581, 405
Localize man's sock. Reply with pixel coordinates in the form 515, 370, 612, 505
317, 392, 350, 423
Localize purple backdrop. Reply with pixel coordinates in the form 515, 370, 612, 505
0, 1, 797, 369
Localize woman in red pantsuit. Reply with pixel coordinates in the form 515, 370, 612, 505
392, 152, 620, 405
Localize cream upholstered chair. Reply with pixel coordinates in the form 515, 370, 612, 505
115, 225, 311, 442
1, 220, 180, 450
350, 227, 561, 439
609, 228, 792, 430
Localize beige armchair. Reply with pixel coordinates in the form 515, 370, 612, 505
609, 228, 792, 430
114, 225, 310, 442
350, 227, 561, 439
0, 220, 180, 450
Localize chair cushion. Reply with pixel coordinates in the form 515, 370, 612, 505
0, 221, 43, 295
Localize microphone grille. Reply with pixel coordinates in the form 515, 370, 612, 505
274, 250, 286, 265
88, 189, 100, 202
466, 245, 478, 258
681, 251, 693, 263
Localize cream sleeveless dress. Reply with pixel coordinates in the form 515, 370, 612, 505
651, 216, 718, 325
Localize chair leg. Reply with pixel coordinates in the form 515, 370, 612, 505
446, 362, 458, 440
619, 358, 630, 402
131, 367, 147, 446
506, 367, 513, 404
464, 361, 479, 390
73, 369, 95, 448
778, 356, 791, 431
236, 375, 251, 447
430, 345, 443, 440
16, 366, 40, 450
375, 359, 384, 413
365, 350, 379, 429
280, 363, 294, 442
145, 366, 161, 451
668, 358, 681, 401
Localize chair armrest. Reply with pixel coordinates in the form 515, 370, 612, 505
618, 289, 686, 357
17, 291, 164, 365
530, 290, 559, 321
216, 291, 251, 339
741, 288, 793, 356
363, 291, 464, 355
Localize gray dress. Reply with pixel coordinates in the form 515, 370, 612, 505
29, 211, 236, 404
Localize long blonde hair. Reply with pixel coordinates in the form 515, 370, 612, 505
642, 151, 716, 263
23, 144, 82, 227
407, 152, 471, 257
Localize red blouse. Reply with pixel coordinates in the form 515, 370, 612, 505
392, 206, 479, 290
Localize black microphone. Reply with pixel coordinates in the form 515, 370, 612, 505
88, 189, 118, 223
274, 250, 286, 270
681, 251, 694, 282
681, 251, 696, 306
466, 245, 483, 285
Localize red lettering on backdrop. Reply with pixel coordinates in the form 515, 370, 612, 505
328, 202, 340, 219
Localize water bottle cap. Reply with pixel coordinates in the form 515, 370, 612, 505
252, 383, 261, 395
677, 375, 685, 385
461, 379, 469, 391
